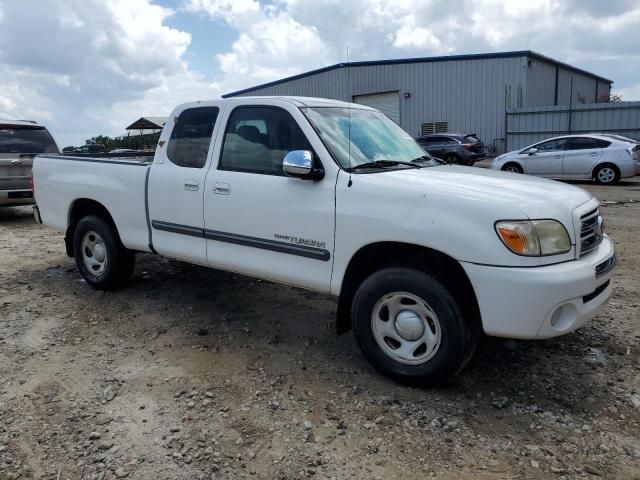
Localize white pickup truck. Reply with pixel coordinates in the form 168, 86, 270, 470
33, 96, 616, 386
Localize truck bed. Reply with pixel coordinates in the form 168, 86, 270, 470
33, 154, 153, 253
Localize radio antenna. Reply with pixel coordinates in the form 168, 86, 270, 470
347, 46, 353, 187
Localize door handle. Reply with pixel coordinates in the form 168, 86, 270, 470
589, 152, 599, 156
553, 155, 562, 159
213, 182, 231, 195
10, 159, 23, 165
184, 179, 199, 191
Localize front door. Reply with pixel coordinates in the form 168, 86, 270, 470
523, 138, 567, 177
148, 105, 222, 265
203, 103, 336, 292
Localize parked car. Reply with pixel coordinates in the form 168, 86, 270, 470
0, 120, 59, 207
415, 133, 486, 165
108, 148, 140, 154
492, 134, 640, 184
74, 144, 105, 154
33, 97, 615, 386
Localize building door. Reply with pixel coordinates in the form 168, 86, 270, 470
353, 91, 401, 125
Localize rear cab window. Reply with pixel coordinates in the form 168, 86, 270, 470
0, 125, 59, 155
166, 107, 219, 168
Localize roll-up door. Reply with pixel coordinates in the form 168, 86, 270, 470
353, 91, 400, 125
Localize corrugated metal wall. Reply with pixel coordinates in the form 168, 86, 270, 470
233, 55, 611, 155
526, 59, 557, 107
506, 101, 640, 150
236, 56, 530, 154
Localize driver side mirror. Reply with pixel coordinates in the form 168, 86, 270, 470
283, 150, 324, 180
527, 148, 539, 156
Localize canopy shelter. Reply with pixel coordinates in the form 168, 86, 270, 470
122, 117, 167, 151
125, 117, 167, 133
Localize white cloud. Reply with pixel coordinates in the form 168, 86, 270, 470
393, 25, 444, 50
215, 12, 328, 87
185, 0, 260, 24
1, 0, 639, 146
204, 0, 639, 99
0, 0, 219, 146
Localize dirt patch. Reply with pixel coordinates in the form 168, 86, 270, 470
1, 178, 640, 479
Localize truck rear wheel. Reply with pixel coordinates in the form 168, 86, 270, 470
73, 215, 135, 291
352, 267, 476, 386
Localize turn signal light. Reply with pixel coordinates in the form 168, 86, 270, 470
496, 222, 539, 256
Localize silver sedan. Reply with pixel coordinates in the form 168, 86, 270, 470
491, 134, 640, 184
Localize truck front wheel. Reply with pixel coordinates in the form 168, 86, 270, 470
352, 267, 476, 386
73, 215, 135, 291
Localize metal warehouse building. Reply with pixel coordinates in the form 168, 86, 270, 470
223, 50, 612, 154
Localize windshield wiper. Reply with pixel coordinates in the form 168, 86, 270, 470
350, 159, 421, 171
410, 154, 446, 166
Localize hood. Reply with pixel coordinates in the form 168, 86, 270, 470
362, 165, 593, 219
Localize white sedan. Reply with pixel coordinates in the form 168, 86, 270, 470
491, 134, 640, 184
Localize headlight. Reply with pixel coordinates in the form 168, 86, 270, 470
495, 220, 571, 256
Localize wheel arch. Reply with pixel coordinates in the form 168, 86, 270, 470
65, 198, 120, 257
336, 241, 482, 336
501, 161, 523, 173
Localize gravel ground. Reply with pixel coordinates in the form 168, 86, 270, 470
1, 177, 639, 480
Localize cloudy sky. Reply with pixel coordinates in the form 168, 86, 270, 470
0, 0, 639, 147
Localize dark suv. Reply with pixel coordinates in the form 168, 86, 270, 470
415, 133, 486, 165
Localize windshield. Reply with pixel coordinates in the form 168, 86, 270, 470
303, 107, 435, 170
0, 126, 59, 154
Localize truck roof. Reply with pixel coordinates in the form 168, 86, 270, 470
179, 96, 375, 111
0, 119, 43, 128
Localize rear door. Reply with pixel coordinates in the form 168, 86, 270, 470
562, 137, 608, 176
148, 105, 223, 265
0, 124, 58, 194
523, 138, 567, 177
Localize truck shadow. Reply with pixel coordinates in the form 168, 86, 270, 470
0, 205, 35, 223
12, 251, 631, 424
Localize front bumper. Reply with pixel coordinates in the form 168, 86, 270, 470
461, 236, 615, 339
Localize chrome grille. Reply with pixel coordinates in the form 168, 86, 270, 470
580, 208, 603, 256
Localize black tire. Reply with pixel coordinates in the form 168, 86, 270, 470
444, 153, 462, 165
351, 267, 477, 387
502, 162, 523, 174
73, 215, 135, 291
593, 164, 620, 185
